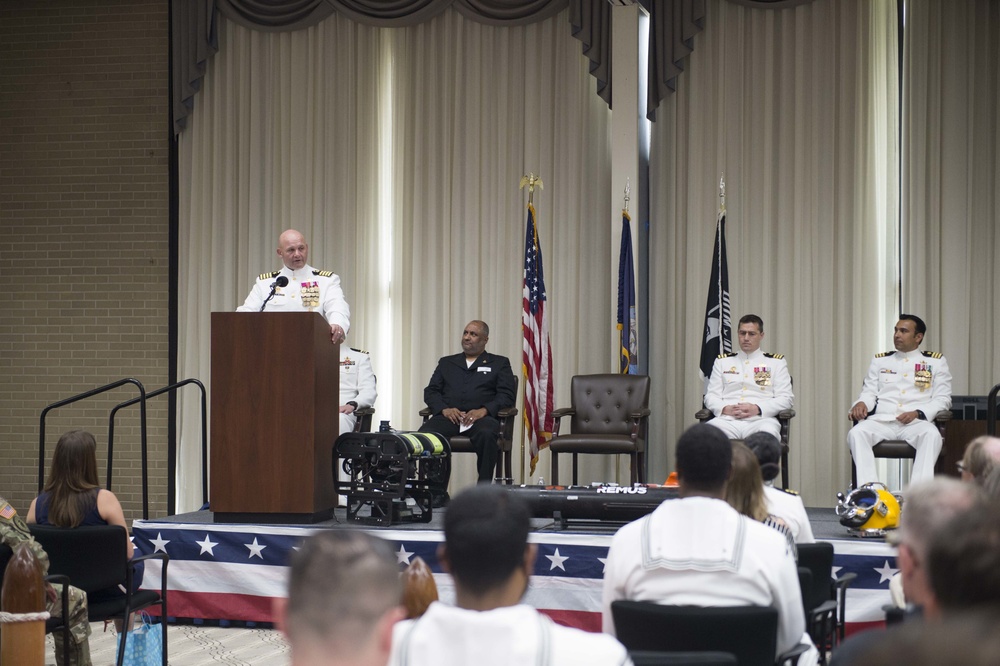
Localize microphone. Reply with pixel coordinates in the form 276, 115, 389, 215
260, 276, 289, 312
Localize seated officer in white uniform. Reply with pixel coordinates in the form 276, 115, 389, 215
704, 314, 793, 440
389, 485, 631, 666
602, 424, 818, 665
338, 347, 376, 435
237, 228, 350, 345
848, 314, 952, 487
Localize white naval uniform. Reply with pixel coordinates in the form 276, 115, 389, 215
704, 349, 793, 440
339, 347, 376, 435
389, 602, 632, 666
236, 263, 350, 335
602, 496, 818, 665
764, 485, 815, 544
848, 348, 952, 486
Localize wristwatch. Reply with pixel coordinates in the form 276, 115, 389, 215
347, 401, 358, 410
916, 410, 926, 420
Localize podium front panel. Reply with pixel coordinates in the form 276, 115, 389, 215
210, 312, 338, 521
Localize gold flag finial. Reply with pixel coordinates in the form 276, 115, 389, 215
719, 174, 726, 213
520, 173, 544, 205
623, 178, 631, 213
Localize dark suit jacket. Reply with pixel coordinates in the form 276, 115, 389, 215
423, 351, 517, 418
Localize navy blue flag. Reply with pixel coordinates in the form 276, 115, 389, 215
617, 211, 637, 374
699, 210, 732, 381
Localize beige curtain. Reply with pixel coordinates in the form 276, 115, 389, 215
648, 0, 899, 505
176, 8, 612, 510
901, 0, 1000, 398
176, 16, 388, 512
385, 9, 614, 486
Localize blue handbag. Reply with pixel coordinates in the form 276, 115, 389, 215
116, 613, 163, 666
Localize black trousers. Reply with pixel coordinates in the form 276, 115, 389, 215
419, 414, 500, 482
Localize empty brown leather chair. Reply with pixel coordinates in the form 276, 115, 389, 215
549, 374, 651, 485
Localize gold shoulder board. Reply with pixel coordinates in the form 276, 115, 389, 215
922, 350, 943, 359
313, 270, 334, 277
717, 352, 737, 359
258, 271, 280, 281
875, 351, 894, 358
763, 352, 784, 360
350, 347, 369, 354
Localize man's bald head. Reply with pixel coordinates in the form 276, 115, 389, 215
277, 229, 309, 270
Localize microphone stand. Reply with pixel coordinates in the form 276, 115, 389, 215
260, 279, 283, 312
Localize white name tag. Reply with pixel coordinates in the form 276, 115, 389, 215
477, 367, 492, 373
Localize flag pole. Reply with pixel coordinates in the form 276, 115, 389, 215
520, 173, 544, 484
620, 177, 630, 486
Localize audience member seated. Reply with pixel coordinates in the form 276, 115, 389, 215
602, 424, 818, 665
883, 478, 980, 611
726, 440, 796, 556
923, 499, 1000, 617
27, 430, 142, 605
388, 485, 631, 666
982, 465, 1000, 501
746, 432, 815, 544
958, 435, 1000, 486
275, 530, 403, 666
843, 610, 1000, 666
830, 483, 994, 666
1, 493, 92, 666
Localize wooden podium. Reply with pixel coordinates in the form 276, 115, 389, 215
210, 312, 339, 523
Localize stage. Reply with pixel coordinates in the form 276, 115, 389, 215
132, 505, 896, 634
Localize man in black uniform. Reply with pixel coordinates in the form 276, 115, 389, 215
420, 320, 517, 487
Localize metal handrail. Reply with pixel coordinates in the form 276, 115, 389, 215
988, 383, 1000, 436
108, 378, 207, 517
38, 378, 147, 494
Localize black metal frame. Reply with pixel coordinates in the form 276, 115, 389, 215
39, 377, 207, 519
333, 431, 448, 527
987, 383, 1000, 436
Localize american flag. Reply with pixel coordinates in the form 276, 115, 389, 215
522, 203, 554, 475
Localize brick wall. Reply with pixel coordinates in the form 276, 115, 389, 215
0, 1, 170, 522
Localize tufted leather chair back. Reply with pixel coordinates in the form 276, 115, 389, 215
569, 374, 650, 438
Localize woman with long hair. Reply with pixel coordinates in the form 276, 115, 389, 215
28, 429, 135, 560
725, 440, 796, 558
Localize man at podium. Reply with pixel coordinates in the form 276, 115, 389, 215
237, 228, 350, 345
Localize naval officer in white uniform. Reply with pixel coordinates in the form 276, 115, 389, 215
237, 228, 350, 345
704, 314, 793, 440
338, 347, 376, 435
848, 315, 952, 486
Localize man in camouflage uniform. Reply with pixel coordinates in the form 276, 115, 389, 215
1, 495, 92, 666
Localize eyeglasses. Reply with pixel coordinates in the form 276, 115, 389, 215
956, 461, 966, 474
